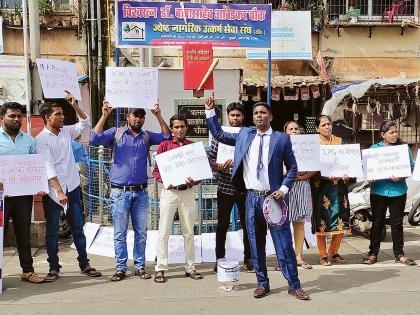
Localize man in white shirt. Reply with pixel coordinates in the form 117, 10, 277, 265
205, 96, 309, 301
35, 93, 101, 282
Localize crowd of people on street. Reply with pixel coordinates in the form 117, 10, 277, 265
0, 92, 417, 300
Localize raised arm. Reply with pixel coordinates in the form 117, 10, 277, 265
91, 101, 117, 147
65, 91, 91, 139
151, 102, 171, 135
204, 94, 238, 146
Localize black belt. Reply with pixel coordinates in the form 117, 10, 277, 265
176, 184, 190, 191
249, 189, 271, 197
111, 183, 147, 192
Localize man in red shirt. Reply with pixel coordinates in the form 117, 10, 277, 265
152, 114, 203, 283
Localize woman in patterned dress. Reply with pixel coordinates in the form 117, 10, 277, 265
312, 115, 351, 266
275, 121, 316, 270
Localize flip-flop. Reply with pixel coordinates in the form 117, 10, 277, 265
154, 271, 166, 283
44, 271, 59, 282
395, 256, 417, 266
135, 268, 151, 279
185, 270, 203, 280
81, 266, 102, 277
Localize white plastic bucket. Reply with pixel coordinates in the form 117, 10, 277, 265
217, 258, 240, 283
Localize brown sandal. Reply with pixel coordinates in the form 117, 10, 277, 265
44, 270, 59, 282
21, 272, 45, 284
135, 268, 151, 279
330, 253, 346, 264
154, 271, 166, 283
185, 270, 203, 280
81, 265, 102, 277
320, 256, 331, 266
111, 270, 126, 282
362, 255, 377, 265
297, 260, 313, 269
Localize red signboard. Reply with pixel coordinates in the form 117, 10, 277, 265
21, 115, 45, 137
183, 44, 214, 90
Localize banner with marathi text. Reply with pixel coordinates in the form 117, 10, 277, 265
116, 1, 271, 48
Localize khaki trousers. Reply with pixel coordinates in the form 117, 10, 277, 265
155, 188, 196, 272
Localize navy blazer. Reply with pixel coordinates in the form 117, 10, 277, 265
207, 114, 297, 192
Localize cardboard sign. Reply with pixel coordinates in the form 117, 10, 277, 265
87, 227, 115, 258
36, 59, 81, 100
412, 150, 420, 181
320, 144, 364, 178
70, 222, 100, 250
202, 231, 244, 262
105, 67, 158, 109
155, 142, 212, 188
362, 144, 412, 180
183, 44, 214, 90
167, 235, 202, 264
216, 127, 241, 164
290, 134, 321, 171
0, 154, 48, 197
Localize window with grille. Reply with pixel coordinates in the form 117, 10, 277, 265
372, 0, 415, 16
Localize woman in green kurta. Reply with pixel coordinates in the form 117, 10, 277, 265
312, 115, 351, 266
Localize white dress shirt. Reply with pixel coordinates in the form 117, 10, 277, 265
206, 109, 289, 195
35, 116, 91, 204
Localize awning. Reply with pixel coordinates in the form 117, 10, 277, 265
322, 77, 420, 115
243, 70, 327, 88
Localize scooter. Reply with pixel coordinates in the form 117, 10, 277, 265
348, 178, 420, 240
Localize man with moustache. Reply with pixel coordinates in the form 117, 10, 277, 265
208, 102, 253, 273
36, 93, 102, 282
205, 96, 309, 300
0, 102, 44, 283
91, 101, 171, 282
152, 114, 203, 283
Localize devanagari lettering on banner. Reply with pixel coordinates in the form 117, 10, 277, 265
362, 144, 412, 181
216, 126, 240, 164
36, 59, 82, 100
0, 154, 48, 197
290, 134, 321, 171
320, 144, 364, 178
155, 142, 213, 188
105, 67, 158, 109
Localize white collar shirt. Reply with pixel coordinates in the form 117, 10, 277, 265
35, 116, 90, 203
243, 127, 272, 191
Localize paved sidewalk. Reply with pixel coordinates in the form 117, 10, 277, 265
2, 226, 420, 315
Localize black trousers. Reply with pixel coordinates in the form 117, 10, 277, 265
369, 193, 406, 258
4, 195, 34, 273
215, 191, 251, 262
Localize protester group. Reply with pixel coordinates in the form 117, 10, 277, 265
0, 92, 418, 300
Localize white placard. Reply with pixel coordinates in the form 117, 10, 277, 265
247, 11, 312, 60
87, 227, 115, 257
290, 134, 321, 171
201, 232, 217, 262
105, 67, 158, 109
320, 144, 364, 178
412, 150, 420, 181
266, 231, 276, 256
36, 59, 81, 100
167, 235, 202, 264
70, 222, 100, 250
362, 144, 412, 180
216, 127, 240, 164
145, 230, 159, 262
0, 193, 4, 294
0, 154, 48, 197
155, 142, 212, 188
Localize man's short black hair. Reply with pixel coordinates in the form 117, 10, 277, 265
0, 102, 25, 117
169, 114, 188, 128
39, 102, 62, 124
227, 102, 244, 115
127, 108, 146, 117
252, 102, 272, 114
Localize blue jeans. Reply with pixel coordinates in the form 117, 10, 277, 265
43, 187, 88, 272
110, 188, 149, 272
246, 191, 301, 290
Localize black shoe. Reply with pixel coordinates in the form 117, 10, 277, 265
244, 262, 255, 273
213, 263, 217, 273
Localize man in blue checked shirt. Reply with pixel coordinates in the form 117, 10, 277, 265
91, 100, 171, 282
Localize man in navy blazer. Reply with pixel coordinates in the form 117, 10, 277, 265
205, 96, 309, 300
